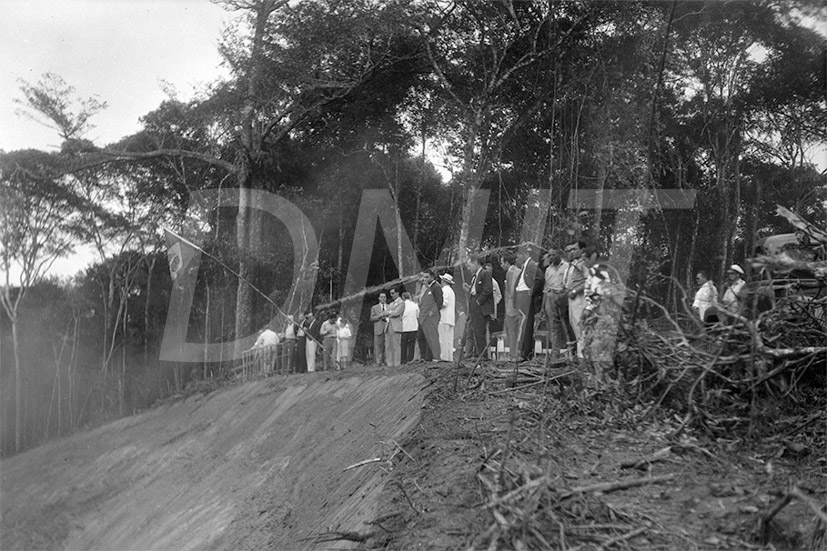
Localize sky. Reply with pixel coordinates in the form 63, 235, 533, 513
1, 0, 233, 280
1, 0, 232, 153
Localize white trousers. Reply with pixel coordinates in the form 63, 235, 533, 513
306, 340, 317, 372
438, 323, 455, 361
568, 295, 586, 358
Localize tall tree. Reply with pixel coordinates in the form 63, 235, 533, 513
0, 152, 83, 453
100, 0, 422, 351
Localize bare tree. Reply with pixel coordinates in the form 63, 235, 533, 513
0, 155, 81, 453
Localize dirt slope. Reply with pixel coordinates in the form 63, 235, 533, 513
0, 368, 426, 550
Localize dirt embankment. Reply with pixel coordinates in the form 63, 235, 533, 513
1, 368, 426, 550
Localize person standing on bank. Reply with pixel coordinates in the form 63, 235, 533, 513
304, 310, 322, 372
369, 292, 389, 366
514, 246, 540, 362
283, 315, 299, 373
563, 241, 589, 359
500, 252, 521, 361
465, 254, 494, 359
543, 248, 571, 358
692, 271, 718, 324
438, 273, 456, 361
336, 314, 353, 370
383, 287, 406, 366
416, 270, 443, 361
401, 292, 419, 364
320, 311, 339, 371
296, 312, 309, 373
722, 264, 746, 315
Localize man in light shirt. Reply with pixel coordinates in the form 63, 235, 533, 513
722, 264, 746, 314
543, 249, 571, 358
369, 292, 389, 366
253, 323, 279, 349
692, 270, 718, 323
383, 287, 406, 366
320, 311, 339, 371
438, 273, 456, 361
563, 240, 589, 358
401, 292, 420, 364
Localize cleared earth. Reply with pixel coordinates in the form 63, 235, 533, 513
1, 368, 425, 550
2, 362, 823, 551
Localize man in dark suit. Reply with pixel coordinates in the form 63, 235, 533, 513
514, 244, 542, 361
369, 292, 389, 366
464, 253, 494, 359
416, 270, 443, 361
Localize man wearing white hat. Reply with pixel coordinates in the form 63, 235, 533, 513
722, 264, 746, 314
438, 273, 456, 361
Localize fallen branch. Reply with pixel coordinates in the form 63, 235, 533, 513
300, 530, 373, 543
485, 474, 550, 508
597, 524, 650, 550
761, 485, 827, 544
619, 447, 673, 470
394, 479, 422, 515
761, 494, 794, 543
343, 457, 383, 471
790, 486, 827, 525
560, 473, 676, 499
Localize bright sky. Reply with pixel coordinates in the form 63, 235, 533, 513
0, 0, 231, 153
1, 0, 233, 280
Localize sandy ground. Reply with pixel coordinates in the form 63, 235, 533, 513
0, 367, 426, 550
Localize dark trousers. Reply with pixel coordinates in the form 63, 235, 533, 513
401, 331, 417, 363
417, 314, 440, 361
296, 337, 307, 373
545, 292, 572, 352
373, 333, 386, 365
283, 339, 297, 373
468, 302, 490, 359
519, 295, 537, 361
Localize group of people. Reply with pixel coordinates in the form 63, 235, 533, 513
251, 309, 354, 374
692, 264, 748, 324
501, 241, 621, 369
250, 238, 626, 377
370, 270, 457, 366
366, 239, 620, 372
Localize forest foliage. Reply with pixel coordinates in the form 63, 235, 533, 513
1, 0, 825, 456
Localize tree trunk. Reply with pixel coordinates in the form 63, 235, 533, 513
235, 185, 254, 355
69, 313, 78, 431
204, 280, 211, 380
234, 1, 277, 353
12, 315, 21, 453
395, 161, 404, 278
143, 253, 157, 367
457, 109, 482, 260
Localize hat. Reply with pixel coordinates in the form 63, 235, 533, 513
728, 264, 744, 275
440, 273, 454, 284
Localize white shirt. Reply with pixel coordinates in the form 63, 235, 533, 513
471, 268, 481, 295
722, 279, 745, 312
253, 329, 279, 348
402, 300, 420, 331
515, 259, 531, 292
440, 284, 456, 326
693, 281, 718, 320
336, 321, 352, 340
